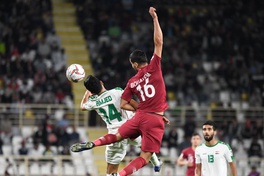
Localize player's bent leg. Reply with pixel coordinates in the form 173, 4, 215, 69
71, 133, 123, 152
149, 153, 163, 172
70, 141, 95, 152
118, 151, 151, 176
106, 163, 119, 175
93, 133, 123, 146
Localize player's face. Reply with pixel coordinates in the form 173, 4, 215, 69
202, 125, 215, 142
191, 135, 201, 147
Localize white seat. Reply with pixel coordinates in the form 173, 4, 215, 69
0, 156, 8, 174
176, 165, 186, 176
2, 145, 12, 155
30, 163, 40, 175
162, 165, 175, 176
75, 165, 86, 175
41, 163, 53, 175
71, 153, 84, 165
64, 163, 74, 175
18, 163, 26, 175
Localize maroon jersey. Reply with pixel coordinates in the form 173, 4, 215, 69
181, 147, 195, 176
121, 54, 168, 112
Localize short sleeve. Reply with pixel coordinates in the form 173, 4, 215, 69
195, 148, 201, 164
121, 82, 133, 102
224, 144, 234, 163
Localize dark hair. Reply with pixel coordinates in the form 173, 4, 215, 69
83, 75, 102, 94
129, 49, 148, 64
192, 132, 201, 137
203, 120, 217, 131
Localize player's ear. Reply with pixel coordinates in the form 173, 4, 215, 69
134, 62, 139, 69
214, 130, 217, 136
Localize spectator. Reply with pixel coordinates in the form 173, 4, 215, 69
248, 166, 260, 176
241, 117, 253, 139
42, 143, 56, 163
168, 127, 178, 149
247, 138, 262, 166
32, 124, 48, 146
28, 142, 43, 165
183, 117, 196, 138
69, 126, 80, 145
18, 140, 28, 155
60, 145, 71, 163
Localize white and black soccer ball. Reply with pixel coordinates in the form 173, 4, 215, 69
66, 64, 85, 82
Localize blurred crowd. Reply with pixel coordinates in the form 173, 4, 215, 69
0, 0, 73, 106
0, 112, 80, 164
74, 0, 264, 108
0, 0, 263, 107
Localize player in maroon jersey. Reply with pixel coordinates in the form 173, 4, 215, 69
177, 133, 202, 176
70, 7, 170, 176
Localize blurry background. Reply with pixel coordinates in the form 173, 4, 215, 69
0, 0, 263, 175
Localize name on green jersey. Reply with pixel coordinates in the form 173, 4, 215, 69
96, 96, 112, 106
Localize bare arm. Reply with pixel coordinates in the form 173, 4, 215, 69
195, 163, 201, 176
229, 162, 237, 176
149, 7, 163, 58
80, 90, 92, 111
177, 155, 192, 167
120, 98, 136, 111
129, 99, 138, 110
177, 155, 187, 166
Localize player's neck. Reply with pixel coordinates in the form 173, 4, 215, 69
137, 63, 148, 70
98, 88, 107, 95
205, 138, 218, 146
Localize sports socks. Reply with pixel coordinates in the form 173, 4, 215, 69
93, 134, 117, 146
119, 157, 147, 176
149, 153, 160, 166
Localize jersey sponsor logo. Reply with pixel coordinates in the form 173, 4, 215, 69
130, 72, 151, 88
96, 96, 112, 106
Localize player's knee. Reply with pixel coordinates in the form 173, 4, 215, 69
115, 133, 123, 141
140, 151, 153, 163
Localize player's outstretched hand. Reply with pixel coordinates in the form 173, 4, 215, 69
149, 7, 157, 19
163, 116, 170, 125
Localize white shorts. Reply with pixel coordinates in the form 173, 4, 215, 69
105, 134, 141, 164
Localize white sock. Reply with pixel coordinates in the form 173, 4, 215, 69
149, 153, 160, 166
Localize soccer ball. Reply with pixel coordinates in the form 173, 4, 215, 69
66, 64, 85, 82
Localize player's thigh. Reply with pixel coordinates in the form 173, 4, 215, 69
105, 139, 128, 164
140, 113, 165, 152
127, 136, 142, 148
118, 116, 140, 139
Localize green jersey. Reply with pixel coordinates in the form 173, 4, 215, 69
195, 141, 234, 176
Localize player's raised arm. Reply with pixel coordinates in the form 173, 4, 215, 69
149, 7, 163, 58
80, 90, 92, 110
